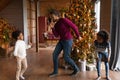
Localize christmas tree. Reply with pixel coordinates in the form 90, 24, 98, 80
66, 0, 97, 63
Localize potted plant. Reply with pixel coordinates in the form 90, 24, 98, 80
0, 18, 15, 57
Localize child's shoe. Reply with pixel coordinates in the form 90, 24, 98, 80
20, 75, 25, 80
96, 76, 101, 80
106, 76, 111, 80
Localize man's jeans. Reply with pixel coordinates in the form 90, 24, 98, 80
52, 39, 79, 74
96, 52, 109, 77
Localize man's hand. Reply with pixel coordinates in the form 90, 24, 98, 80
77, 37, 83, 43
78, 36, 83, 41
75, 36, 83, 44
49, 22, 55, 28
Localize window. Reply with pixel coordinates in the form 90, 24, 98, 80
95, 0, 100, 32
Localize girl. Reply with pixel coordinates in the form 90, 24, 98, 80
94, 30, 111, 80
12, 30, 31, 80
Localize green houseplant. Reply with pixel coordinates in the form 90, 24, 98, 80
0, 18, 15, 56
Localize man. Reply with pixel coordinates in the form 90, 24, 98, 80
49, 10, 82, 77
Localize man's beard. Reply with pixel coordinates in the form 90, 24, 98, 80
53, 19, 58, 22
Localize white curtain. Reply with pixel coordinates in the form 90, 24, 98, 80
110, 0, 120, 71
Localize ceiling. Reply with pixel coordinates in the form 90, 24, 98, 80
39, 0, 70, 2
0, 0, 11, 12
0, 0, 70, 12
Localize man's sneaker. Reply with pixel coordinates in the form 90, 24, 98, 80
70, 70, 80, 76
49, 73, 58, 77
96, 76, 101, 80
106, 76, 111, 80
20, 75, 25, 80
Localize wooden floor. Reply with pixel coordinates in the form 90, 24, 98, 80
0, 47, 120, 80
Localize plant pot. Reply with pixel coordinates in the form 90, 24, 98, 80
78, 59, 86, 71
1, 42, 9, 49
1, 42, 9, 57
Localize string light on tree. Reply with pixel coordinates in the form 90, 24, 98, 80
66, 0, 97, 63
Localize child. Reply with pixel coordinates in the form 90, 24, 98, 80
12, 30, 31, 80
94, 30, 111, 80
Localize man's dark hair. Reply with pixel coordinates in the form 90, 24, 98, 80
97, 30, 109, 42
12, 30, 22, 40
50, 9, 60, 17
